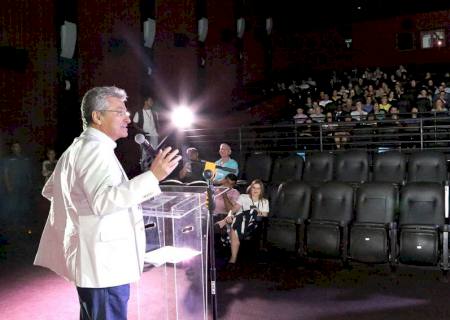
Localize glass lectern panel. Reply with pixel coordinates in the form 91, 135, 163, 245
135, 186, 226, 320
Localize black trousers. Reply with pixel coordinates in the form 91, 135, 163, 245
76, 284, 130, 320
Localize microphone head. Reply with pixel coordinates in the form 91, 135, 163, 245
203, 169, 214, 180
134, 133, 146, 145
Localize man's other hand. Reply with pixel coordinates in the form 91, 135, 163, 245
150, 147, 181, 181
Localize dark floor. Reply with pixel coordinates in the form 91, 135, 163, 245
2, 223, 450, 320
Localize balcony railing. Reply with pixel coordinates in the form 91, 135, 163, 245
182, 114, 450, 160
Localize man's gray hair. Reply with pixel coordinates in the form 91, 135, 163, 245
80, 86, 128, 129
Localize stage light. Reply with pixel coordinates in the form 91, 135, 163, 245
171, 105, 194, 128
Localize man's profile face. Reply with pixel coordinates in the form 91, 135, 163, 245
97, 97, 131, 141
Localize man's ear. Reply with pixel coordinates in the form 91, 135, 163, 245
91, 111, 102, 125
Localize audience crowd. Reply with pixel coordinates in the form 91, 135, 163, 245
3, 64, 450, 266
259, 65, 450, 124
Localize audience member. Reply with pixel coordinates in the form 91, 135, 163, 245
213, 143, 239, 184
179, 147, 204, 182
293, 107, 308, 124
431, 98, 448, 115
223, 179, 269, 265
378, 96, 392, 112
214, 174, 241, 218
133, 96, 160, 149
3, 142, 33, 229
310, 104, 325, 123
363, 96, 374, 113
351, 101, 368, 121
41, 148, 57, 183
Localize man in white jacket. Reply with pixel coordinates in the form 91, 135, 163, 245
34, 86, 181, 320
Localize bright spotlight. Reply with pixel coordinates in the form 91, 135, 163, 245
171, 105, 194, 128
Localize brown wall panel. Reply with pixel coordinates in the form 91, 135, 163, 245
0, 0, 58, 153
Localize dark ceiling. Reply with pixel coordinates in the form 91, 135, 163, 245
269, 0, 450, 31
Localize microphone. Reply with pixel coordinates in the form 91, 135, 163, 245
134, 133, 172, 172
135, 133, 156, 157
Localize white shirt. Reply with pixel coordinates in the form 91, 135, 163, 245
133, 109, 158, 136
236, 194, 269, 217
34, 127, 161, 288
351, 110, 368, 121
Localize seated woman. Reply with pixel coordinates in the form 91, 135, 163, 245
217, 179, 269, 265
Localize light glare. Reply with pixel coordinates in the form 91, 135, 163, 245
171, 106, 194, 128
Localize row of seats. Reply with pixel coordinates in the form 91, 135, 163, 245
267, 180, 450, 273
244, 150, 449, 185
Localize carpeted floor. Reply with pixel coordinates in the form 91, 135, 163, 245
2, 228, 450, 320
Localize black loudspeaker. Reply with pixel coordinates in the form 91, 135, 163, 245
0, 46, 28, 72
396, 33, 414, 51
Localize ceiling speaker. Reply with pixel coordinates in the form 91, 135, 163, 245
143, 18, 156, 48
198, 17, 208, 42
60, 21, 77, 59
237, 17, 245, 39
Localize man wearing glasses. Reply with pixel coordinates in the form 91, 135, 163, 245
34, 86, 181, 320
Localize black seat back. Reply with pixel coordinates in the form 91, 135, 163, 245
399, 182, 444, 226
355, 182, 397, 224
310, 182, 354, 223
271, 155, 304, 184
303, 152, 334, 183
408, 151, 447, 184
244, 153, 272, 182
372, 151, 406, 184
272, 181, 311, 221
334, 150, 369, 183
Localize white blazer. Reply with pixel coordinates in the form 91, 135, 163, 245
34, 127, 161, 288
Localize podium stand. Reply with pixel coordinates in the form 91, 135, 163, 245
137, 186, 226, 320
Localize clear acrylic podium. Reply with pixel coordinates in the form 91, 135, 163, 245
136, 185, 224, 320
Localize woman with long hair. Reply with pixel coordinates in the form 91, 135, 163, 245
228, 179, 269, 265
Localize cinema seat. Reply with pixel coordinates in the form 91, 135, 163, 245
305, 182, 353, 262
398, 182, 448, 273
334, 150, 369, 184
349, 182, 397, 265
372, 151, 406, 185
267, 181, 311, 254
407, 151, 447, 184
271, 154, 304, 184
302, 152, 334, 186
243, 152, 273, 183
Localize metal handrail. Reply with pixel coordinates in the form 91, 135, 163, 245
182, 115, 450, 158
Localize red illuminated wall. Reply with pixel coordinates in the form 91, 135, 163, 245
2, 1, 449, 152
272, 10, 450, 72
352, 10, 450, 68
0, 0, 58, 152
77, 0, 143, 109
